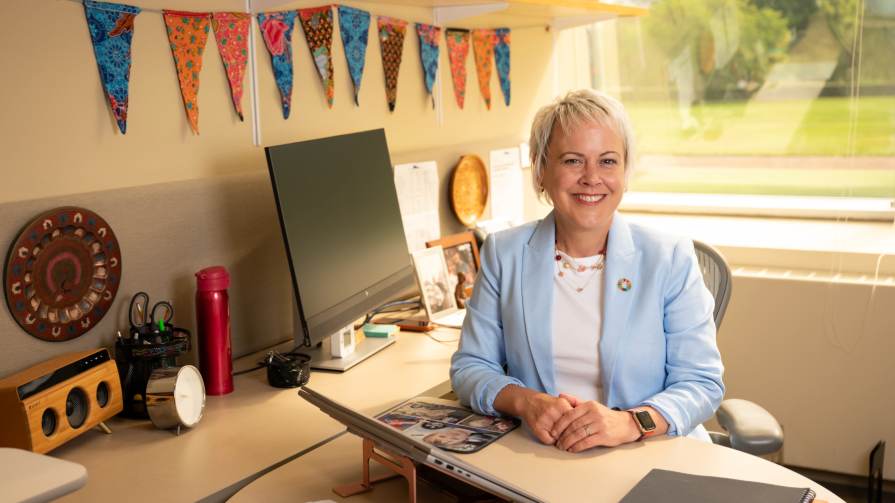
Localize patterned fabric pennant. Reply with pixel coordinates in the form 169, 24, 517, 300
472, 29, 496, 110
337, 6, 370, 106
257, 11, 297, 119
298, 6, 335, 108
163, 11, 211, 134
415, 23, 441, 108
211, 12, 250, 121
83, 0, 141, 134
494, 28, 511, 106
377, 17, 408, 112
445, 28, 470, 109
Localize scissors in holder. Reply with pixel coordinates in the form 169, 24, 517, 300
129, 291, 174, 333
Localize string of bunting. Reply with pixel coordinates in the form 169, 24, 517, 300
81, 0, 511, 135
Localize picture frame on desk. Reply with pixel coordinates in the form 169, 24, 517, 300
426, 231, 480, 299
411, 246, 457, 318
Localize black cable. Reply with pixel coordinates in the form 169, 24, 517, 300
236, 298, 422, 376
360, 297, 422, 326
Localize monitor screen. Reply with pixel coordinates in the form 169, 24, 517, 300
265, 129, 417, 349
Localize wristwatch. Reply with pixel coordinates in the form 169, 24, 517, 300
628, 409, 657, 441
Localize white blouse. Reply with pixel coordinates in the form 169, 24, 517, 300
551, 250, 604, 403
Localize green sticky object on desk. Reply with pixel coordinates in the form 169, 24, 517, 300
363, 323, 399, 338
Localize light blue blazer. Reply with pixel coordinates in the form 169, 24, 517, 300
450, 212, 725, 439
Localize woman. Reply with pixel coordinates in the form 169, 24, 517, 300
450, 89, 724, 453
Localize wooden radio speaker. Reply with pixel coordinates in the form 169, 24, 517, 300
0, 348, 123, 453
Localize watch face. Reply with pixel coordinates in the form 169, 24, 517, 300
635, 410, 656, 431
174, 365, 206, 427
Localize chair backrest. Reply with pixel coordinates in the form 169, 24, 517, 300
693, 240, 732, 328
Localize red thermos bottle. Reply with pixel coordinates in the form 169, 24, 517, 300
195, 266, 234, 395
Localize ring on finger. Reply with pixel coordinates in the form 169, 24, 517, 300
584, 424, 591, 436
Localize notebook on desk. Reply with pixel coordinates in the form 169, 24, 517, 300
298, 386, 541, 503
620, 469, 818, 503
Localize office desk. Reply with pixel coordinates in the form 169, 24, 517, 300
235, 417, 845, 503
53, 330, 459, 502
50, 325, 843, 503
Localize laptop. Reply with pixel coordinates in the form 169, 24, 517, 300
298, 386, 542, 503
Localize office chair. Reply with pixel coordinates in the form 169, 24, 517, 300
693, 240, 785, 457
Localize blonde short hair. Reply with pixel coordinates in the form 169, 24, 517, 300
529, 89, 636, 200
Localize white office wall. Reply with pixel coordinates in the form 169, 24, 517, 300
721, 274, 895, 479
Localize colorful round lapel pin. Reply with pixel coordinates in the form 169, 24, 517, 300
617, 278, 632, 292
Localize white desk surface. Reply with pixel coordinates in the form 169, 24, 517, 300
233, 398, 844, 503
53, 330, 459, 502
0, 448, 87, 503
49, 326, 842, 502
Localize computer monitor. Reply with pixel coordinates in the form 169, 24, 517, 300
265, 129, 418, 371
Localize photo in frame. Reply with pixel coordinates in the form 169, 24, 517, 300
426, 231, 481, 298
411, 246, 457, 318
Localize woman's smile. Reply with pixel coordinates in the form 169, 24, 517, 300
573, 193, 606, 205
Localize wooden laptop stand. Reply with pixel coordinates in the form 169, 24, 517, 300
333, 437, 419, 503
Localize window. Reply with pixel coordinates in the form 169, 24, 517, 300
555, 0, 895, 215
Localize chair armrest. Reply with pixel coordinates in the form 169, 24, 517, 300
717, 398, 784, 455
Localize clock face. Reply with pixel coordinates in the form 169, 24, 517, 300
174, 365, 206, 427
3, 207, 122, 341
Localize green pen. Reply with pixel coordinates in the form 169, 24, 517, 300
159, 319, 165, 331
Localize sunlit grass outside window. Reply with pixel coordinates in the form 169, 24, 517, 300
584, 0, 895, 200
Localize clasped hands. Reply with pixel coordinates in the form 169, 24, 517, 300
522, 392, 640, 452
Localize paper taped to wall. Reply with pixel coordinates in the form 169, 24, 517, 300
489, 148, 524, 225
394, 161, 441, 252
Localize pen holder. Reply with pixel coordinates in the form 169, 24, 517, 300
264, 350, 311, 389
114, 326, 191, 418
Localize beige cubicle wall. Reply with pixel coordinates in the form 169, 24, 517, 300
0, 132, 542, 376
0, 0, 552, 371
720, 272, 895, 480
0, 0, 554, 205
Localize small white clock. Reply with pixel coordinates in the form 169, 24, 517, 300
146, 365, 206, 433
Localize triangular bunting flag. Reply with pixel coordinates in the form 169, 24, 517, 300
298, 6, 335, 108
163, 11, 211, 134
445, 28, 470, 109
337, 5, 370, 106
377, 17, 408, 112
257, 11, 297, 119
472, 29, 496, 110
211, 12, 250, 121
495, 28, 511, 106
415, 23, 441, 108
83, 0, 141, 134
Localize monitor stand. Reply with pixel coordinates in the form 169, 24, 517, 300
304, 335, 396, 372
291, 293, 399, 372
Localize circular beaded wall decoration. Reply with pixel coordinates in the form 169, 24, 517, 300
4, 207, 122, 341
